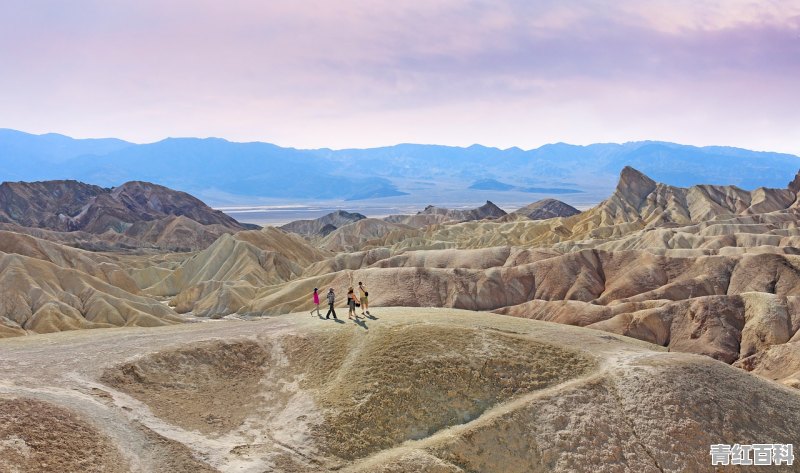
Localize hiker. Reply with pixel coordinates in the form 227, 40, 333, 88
325, 288, 338, 319
347, 286, 360, 320
358, 281, 370, 316
311, 288, 321, 316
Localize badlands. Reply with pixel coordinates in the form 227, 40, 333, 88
2, 167, 800, 472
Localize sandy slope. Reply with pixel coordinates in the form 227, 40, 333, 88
1, 309, 799, 472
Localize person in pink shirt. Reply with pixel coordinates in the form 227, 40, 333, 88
311, 287, 321, 316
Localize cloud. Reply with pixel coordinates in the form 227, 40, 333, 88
0, 0, 798, 153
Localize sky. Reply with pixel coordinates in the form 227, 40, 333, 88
1, 0, 799, 153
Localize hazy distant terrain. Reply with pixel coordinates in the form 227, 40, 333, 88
2, 129, 798, 211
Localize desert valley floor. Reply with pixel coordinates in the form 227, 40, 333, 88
2, 167, 800, 472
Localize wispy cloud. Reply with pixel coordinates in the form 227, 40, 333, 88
1, 0, 798, 153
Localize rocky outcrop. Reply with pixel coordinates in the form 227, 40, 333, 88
0, 180, 106, 229
368, 168, 800, 252
0, 179, 249, 251
73, 181, 246, 235
0, 180, 244, 233
280, 210, 366, 237
593, 166, 796, 228
512, 198, 580, 220
383, 201, 509, 229
419, 200, 507, 221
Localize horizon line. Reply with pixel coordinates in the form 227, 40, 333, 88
2, 127, 798, 157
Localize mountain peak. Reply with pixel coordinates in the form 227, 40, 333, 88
279, 210, 366, 237
618, 166, 654, 186
788, 169, 800, 194
616, 166, 657, 200
0, 179, 245, 247
512, 199, 580, 220
479, 200, 504, 213
330, 210, 366, 220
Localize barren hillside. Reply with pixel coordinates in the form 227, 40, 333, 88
0, 179, 250, 251
3, 167, 800, 471
2, 310, 798, 472
3, 168, 800, 393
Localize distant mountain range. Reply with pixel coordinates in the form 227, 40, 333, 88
2, 128, 798, 204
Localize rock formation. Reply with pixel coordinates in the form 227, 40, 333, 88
511, 198, 580, 220
418, 200, 507, 221
0, 179, 249, 251
0, 250, 183, 335
0, 180, 106, 229
280, 210, 366, 237
383, 201, 509, 228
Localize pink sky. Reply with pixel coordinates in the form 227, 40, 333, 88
1, 0, 799, 153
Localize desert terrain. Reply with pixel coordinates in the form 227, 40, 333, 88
3, 309, 799, 472
2, 167, 800, 471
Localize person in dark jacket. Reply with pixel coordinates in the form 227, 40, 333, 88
325, 288, 338, 319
